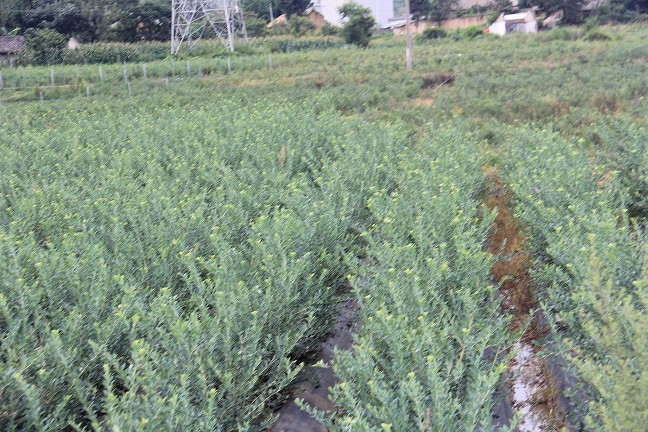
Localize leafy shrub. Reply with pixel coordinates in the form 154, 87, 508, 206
449, 26, 484, 41
289, 16, 317, 36
59, 42, 171, 65
503, 127, 647, 430
538, 27, 581, 41
463, 25, 485, 39
320, 23, 340, 36
582, 28, 613, 41
319, 129, 511, 430
244, 13, 270, 37
594, 120, 648, 220
268, 37, 345, 53
23, 28, 66, 65
569, 247, 648, 431
339, 3, 375, 48
0, 96, 407, 430
419, 27, 448, 40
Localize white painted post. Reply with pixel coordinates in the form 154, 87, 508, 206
86, 85, 90, 97
123, 63, 128, 82
405, 0, 413, 71
50, 69, 55, 86
142, 64, 147, 79
99, 65, 103, 81
127, 81, 132, 96
39, 91, 44, 102
21, 66, 25, 82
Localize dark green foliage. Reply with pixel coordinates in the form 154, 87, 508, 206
19, 1, 93, 40
267, 37, 345, 52
503, 127, 648, 431
276, 0, 311, 17
105, 4, 170, 42
449, 25, 484, 40
410, 0, 431, 20
320, 23, 339, 36
338, 3, 375, 48
582, 28, 612, 41
244, 13, 270, 37
289, 15, 316, 36
419, 26, 447, 40
429, 0, 456, 22
23, 28, 66, 65
525, 0, 585, 23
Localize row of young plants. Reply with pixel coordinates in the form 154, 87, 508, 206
502, 128, 647, 430
304, 128, 513, 430
0, 94, 410, 430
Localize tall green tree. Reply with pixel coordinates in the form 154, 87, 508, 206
410, 0, 431, 20
339, 2, 375, 48
428, 0, 456, 22
522, 0, 585, 23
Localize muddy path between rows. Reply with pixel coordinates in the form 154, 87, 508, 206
485, 168, 567, 431
269, 299, 358, 432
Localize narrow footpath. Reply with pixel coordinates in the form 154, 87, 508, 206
485, 168, 567, 431
269, 299, 358, 432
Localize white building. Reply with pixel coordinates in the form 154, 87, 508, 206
308, 0, 395, 26
488, 9, 538, 35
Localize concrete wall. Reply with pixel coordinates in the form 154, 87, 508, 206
440, 15, 488, 30
392, 20, 434, 36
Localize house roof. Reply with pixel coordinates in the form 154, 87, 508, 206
381, 19, 407, 29
504, 12, 528, 21
267, 14, 287, 28
0, 36, 26, 54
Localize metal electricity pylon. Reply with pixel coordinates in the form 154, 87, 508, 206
171, 0, 248, 54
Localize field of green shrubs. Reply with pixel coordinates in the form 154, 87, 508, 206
1, 24, 646, 431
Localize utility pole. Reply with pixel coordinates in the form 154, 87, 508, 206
171, 0, 247, 54
404, 0, 413, 71
269, 2, 275, 33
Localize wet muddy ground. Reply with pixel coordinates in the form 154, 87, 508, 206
486, 169, 567, 431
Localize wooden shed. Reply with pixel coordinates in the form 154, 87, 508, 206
0, 36, 26, 64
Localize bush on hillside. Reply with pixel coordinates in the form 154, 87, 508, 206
582, 28, 613, 41
419, 27, 448, 40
